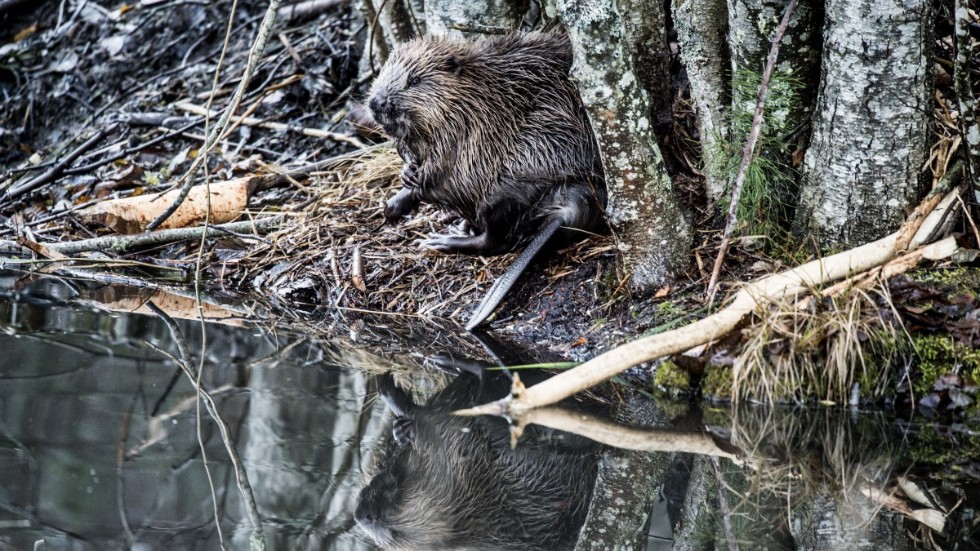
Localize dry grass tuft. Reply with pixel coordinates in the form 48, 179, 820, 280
731, 282, 907, 405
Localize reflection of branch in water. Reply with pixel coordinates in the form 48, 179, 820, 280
126, 385, 237, 459
721, 406, 956, 542
145, 301, 264, 547
507, 406, 742, 464
859, 481, 946, 533
116, 393, 136, 546
711, 457, 741, 551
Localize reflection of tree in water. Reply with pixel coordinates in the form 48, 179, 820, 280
692, 407, 977, 550
356, 370, 600, 551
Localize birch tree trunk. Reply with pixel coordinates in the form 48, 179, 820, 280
795, 0, 933, 248
360, 0, 422, 66
727, 0, 822, 112
557, 0, 692, 291
789, 492, 915, 550
673, 0, 731, 202
425, 0, 528, 36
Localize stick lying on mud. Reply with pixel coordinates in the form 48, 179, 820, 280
457, 177, 967, 418
12, 216, 282, 256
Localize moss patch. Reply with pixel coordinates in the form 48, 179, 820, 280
906, 423, 980, 466
912, 333, 980, 396
702, 364, 734, 400
654, 360, 691, 389
908, 267, 980, 299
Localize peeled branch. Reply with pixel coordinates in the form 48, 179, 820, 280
458, 180, 966, 418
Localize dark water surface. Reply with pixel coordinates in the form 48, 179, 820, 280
1, 270, 978, 550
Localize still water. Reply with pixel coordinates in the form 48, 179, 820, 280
0, 270, 978, 550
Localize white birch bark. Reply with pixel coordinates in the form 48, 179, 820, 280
673, 0, 731, 201
557, 0, 692, 291
425, 0, 528, 36
796, 0, 932, 247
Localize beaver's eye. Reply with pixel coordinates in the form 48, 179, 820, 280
407, 75, 421, 87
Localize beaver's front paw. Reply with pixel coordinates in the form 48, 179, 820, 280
385, 187, 419, 225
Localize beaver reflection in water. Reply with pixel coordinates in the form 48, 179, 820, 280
355, 370, 599, 550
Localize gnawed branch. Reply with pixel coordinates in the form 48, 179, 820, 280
458, 175, 965, 418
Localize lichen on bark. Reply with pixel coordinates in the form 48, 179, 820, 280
557, 0, 691, 291
425, 0, 528, 36
795, 0, 933, 248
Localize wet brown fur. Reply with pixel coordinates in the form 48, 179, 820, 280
355, 372, 598, 550
368, 32, 606, 254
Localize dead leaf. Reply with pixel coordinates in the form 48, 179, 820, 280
78, 176, 256, 233
50, 52, 79, 73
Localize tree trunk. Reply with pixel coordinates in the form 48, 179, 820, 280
425, 0, 528, 36
795, 0, 933, 248
727, 0, 822, 111
557, 0, 692, 291
358, 0, 421, 70
789, 492, 916, 550
673, 0, 731, 202
672, 456, 718, 551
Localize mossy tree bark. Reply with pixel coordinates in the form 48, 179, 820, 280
728, 0, 822, 211
727, 0, 822, 113
676, 0, 821, 206
557, 0, 692, 291
673, 0, 731, 202
795, 0, 933, 248
573, 396, 672, 550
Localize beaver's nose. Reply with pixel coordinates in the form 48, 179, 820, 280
369, 96, 385, 115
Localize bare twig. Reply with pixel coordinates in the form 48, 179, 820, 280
64, 119, 201, 175
38, 216, 282, 255
4, 125, 118, 200
147, 0, 283, 231
705, 0, 800, 303
174, 101, 366, 147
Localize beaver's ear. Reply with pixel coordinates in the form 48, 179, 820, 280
444, 54, 463, 76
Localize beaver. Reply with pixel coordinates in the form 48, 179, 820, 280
366, 32, 606, 330
354, 370, 599, 550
